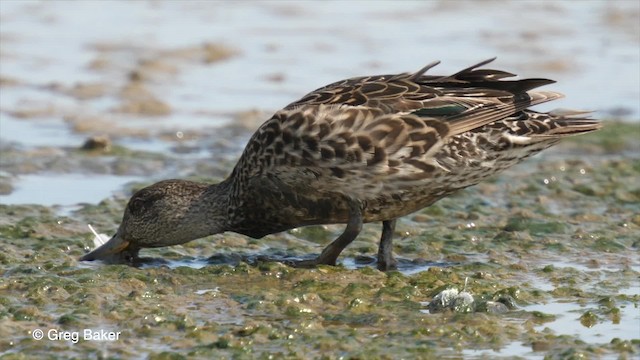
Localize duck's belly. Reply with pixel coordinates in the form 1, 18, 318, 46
230, 174, 460, 238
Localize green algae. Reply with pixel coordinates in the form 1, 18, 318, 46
0, 121, 639, 359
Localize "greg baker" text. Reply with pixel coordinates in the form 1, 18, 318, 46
44, 329, 121, 343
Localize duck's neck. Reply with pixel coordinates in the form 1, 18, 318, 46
165, 178, 234, 245
199, 178, 234, 235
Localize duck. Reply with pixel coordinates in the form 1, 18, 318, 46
80, 58, 600, 270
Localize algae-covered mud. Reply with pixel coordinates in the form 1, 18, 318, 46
1, 125, 639, 359
1, 1, 640, 359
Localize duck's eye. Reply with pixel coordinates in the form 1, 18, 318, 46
127, 189, 164, 216
128, 198, 146, 215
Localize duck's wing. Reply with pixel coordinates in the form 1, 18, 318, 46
285, 58, 561, 135
234, 59, 595, 193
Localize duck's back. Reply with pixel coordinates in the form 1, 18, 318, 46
226, 59, 599, 237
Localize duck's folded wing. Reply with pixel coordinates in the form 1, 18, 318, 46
235, 59, 567, 191
285, 58, 556, 119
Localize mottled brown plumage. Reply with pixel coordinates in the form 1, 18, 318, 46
80, 58, 600, 270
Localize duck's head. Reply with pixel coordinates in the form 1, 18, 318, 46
80, 179, 229, 264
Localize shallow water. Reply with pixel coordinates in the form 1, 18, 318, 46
527, 301, 639, 343
1, 173, 142, 206
1, 1, 639, 359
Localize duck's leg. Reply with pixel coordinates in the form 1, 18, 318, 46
290, 199, 363, 267
377, 219, 397, 271
315, 200, 363, 265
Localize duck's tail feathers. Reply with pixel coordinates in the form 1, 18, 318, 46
535, 111, 602, 138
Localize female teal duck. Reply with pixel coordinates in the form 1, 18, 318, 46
80, 58, 600, 270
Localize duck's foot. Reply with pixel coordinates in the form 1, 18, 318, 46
377, 256, 398, 271
281, 251, 343, 268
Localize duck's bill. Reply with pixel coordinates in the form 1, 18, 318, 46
80, 232, 136, 264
